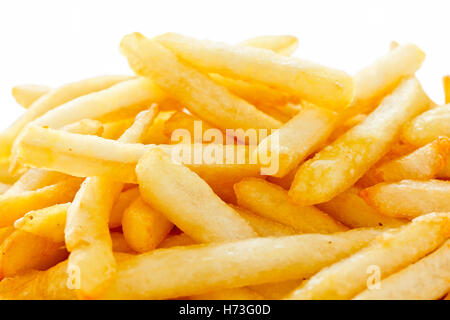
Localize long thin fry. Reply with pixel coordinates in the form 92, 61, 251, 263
11, 84, 51, 108
155, 33, 354, 110
289, 77, 430, 205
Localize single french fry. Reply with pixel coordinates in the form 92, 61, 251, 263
401, 104, 450, 146
256, 105, 337, 177
289, 77, 430, 205
0, 177, 82, 227
121, 33, 281, 131
158, 233, 196, 249
110, 232, 136, 254
0, 230, 68, 278
0, 260, 76, 300
14, 203, 69, 243
103, 228, 381, 299
354, 239, 450, 300
286, 213, 450, 300
317, 187, 406, 228
0, 75, 130, 158
443, 76, 450, 104
360, 136, 450, 184
360, 180, 450, 219
11, 84, 51, 108
6, 119, 103, 196
231, 205, 298, 237
235, 178, 346, 233
340, 43, 425, 121
122, 197, 174, 253
109, 187, 140, 229
155, 33, 354, 110
136, 149, 257, 243
65, 108, 157, 299
190, 287, 264, 300
240, 35, 298, 56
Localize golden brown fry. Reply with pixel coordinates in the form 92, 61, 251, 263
122, 197, 174, 253
14, 203, 69, 243
109, 187, 140, 229
0, 75, 130, 158
286, 213, 450, 300
235, 178, 347, 233
360, 180, 450, 219
340, 43, 425, 121
256, 105, 337, 177
317, 187, 406, 228
289, 78, 430, 205
0, 230, 68, 278
0, 177, 82, 227
240, 35, 299, 56
103, 228, 381, 299
12, 84, 51, 108
190, 287, 264, 300
360, 136, 449, 185
155, 33, 354, 110
121, 33, 281, 131
231, 205, 298, 237
136, 149, 257, 243
443, 76, 450, 104
401, 104, 450, 146
354, 240, 450, 300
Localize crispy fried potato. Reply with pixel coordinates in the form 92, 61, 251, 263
12, 84, 51, 108
136, 149, 257, 243
289, 78, 430, 205
234, 178, 347, 233
0, 75, 130, 158
360, 180, 450, 219
443, 76, 450, 104
103, 228, 381, 299
190, 287, 264, 300
122, 197, 173, 253
155, 33, 354, 110
340, 43, 425, 121
287, 212, 450, 300
0, 177, 82, 227
401, 104, 450, 146
121, 33, 281, 131
360, 136, 449, 185
354, 239, 450, 300
240, 35, 298, 56
0, 230, 68, 278
317, 187, 406, 228
109, 187, 140, 228
230, 205, 298, 237
256, 105, 337, 177
14, 203, 69, 243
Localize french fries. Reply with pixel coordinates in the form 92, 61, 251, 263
137, 149, 257, 243
443, 76, 450, 104
256, 105, 337, 177
317, 187, 407, 228
103, 228, 381, 299
360, 180, 450, 219
354, 240, 450, 300
0, 75, 130, 158
234, 178, 347, 233
360, 136, 449, 185
122, 197, 173, 252
11, 84, 51, 108
286, 213, 450, 300
156, 33, 354, 110
401, 104, 450, 146
289, 78, 430, 205
121, 33, 281, 131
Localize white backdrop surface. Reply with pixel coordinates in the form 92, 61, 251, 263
0, 0, 449, 129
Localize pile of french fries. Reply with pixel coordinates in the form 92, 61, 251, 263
0, 32, 448, 300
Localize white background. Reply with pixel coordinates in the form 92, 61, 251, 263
0, 0, 449, 130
